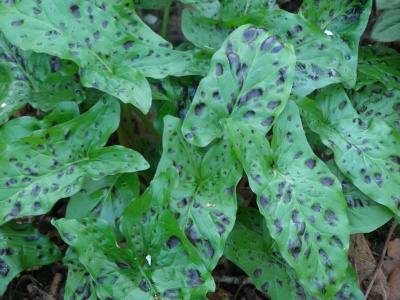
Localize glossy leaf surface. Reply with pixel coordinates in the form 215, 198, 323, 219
158, 116, 242, 270
182, 24, 295, 147
299, 85, 400, 216
0, 96, 149, 224
326, 160, 392, 234
182, 9, 353, 96
299, 0, 372, 87
0, 221, 61, 295
0, 0, 191, 113
223, 101, 350, 298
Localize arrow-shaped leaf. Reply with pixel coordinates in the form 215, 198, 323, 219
158, 116, 243, 271
223, 101, 350, 298
182, 24, 295, 147
0, 96, 149, 225
298, 85, 400, 216
0, 0, 191, 113
53, 169, 215, 299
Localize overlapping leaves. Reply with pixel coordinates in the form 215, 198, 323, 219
0, 0, 191, 113
0, 96, 149, 224
157, 116, 242, 270
0, 32, 84, 125
223, 101, 350, 298
182, 24, 295, 147
298, 85, 400, 216
53, 169, 215, 299
299, 0, 372, 87
326, 160, 393, 234
0, 221, 61, 295
182, 8, 353, 96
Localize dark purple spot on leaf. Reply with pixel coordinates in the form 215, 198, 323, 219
124, 41, 133, 50
116, 262, 129, 269
185, 269, 203, 287
0, 260, 9, 276
267, 101, 281, 110
216, 63, 223, 76
321, 177, 334, 186
262, 116, 274, 126
227, 53, 239, 69
274, 219, 282, 233
70, 4, 81, 18
305, 158, 316, 169
253, 268, 263, 278
195, 102, 205, 116
166, 236, 181, 249
261, 36, 278, 52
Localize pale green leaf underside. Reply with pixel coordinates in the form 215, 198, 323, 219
0, 0, 192, 113
0, 221, 61, 295
182, 24, 295, 147
223, 101, 350, 298
0, 96, 149, 225
298, 85, 400, 216
371, 9, 400, 42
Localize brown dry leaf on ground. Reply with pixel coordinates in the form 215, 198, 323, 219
349, 234, 390, 299
383, 238, 400, 299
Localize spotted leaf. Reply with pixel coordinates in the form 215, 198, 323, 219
299, 0, 372, 88
223, 101, 350, 298
157, 116, 242, 271
182, 24, 295, 147
55, 168, 213, 299
0, 220, 61, 295
0, 96, 149, 225
180, 0, 221, 19
352, 82, 400, 134
0, 101, 79, 152
0, 0, 191, 113
298, 85, 400, 216
0, 32, 84, 125
182, 9, 353, 97
326, 160, 393, 234
356, 46, 400, 90
66, 173, 140, 242
63, 248, 97, 300
220, 0, 276, 21
225, 211, 314, 299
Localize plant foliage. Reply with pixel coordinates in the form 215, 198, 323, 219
0, 0, 399, 299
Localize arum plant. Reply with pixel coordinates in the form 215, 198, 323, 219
1, 0, 400, 299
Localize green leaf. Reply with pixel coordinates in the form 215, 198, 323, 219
54, 169, 214, 299
326, 160, 393, 234
299, 0, 372, 87
157, 116, 243, 271
182, 24, 295, 147
225, 207, 363, 299
132, 0, 173, 9
66, 173, 140, 242
0, 220, 61, 295
180, 0, 221, 19
351, 82, 400, 134
0, 96, 149, 225
0, 0, 191, 113
371, 9, 400, 42
0, 32, 84, 125
174, 43, 213, 77
223, 101, 350, 298
63, 248, 97, 300
0, 101, 80, 152
376, 0, 400, 9
220, 0, 276, 21
181, 9, 353, 97
357, 46, 400, 90
298, 85, 400, 216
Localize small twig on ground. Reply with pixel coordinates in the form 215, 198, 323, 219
371, 251, 400, 264
364, 219, 397, 298
49, 273, 63, 300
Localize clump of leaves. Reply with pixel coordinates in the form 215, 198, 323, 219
0, 0, 399, 299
